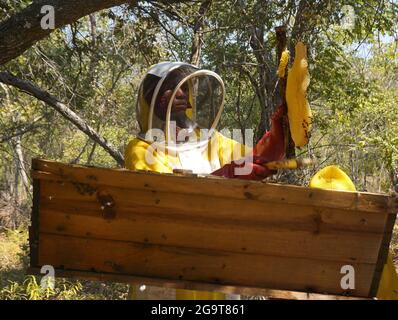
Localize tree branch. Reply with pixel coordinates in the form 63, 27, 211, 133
0, 0, 130, 66
0, 122, 44, 143
0, 0, 187, 66
0, 71, 124, 166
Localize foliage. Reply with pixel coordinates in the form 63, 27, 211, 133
0, 276, 83, 300
0, 0, 397, 299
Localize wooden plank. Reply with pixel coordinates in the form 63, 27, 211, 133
38, 180, 389, 234
369, 214, 398, 296
29, 178, 40, 268
30, 159, 397, 299
27, 267, 369, 300
37, 233, 375, 297
37, 178, 388, 264
39, 205, 384, 264
32, 159, 398, 214
32, 163, 397, 215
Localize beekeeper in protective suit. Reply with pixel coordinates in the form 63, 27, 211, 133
125, 62, 285, 299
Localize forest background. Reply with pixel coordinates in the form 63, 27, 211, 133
0, 0, 397, 299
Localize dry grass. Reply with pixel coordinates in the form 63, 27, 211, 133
0, 228, 28, 288
0, 231, 22, 271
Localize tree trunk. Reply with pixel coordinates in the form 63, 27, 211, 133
190, 0, 212, 66
13, 147, 20, 205
14, 136, 30, 200
89, 14, 97, 47
275, 25, 295, 159
249, 25, 271, 140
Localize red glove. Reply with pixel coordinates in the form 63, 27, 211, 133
211, 156, 275, 181
254, 105, 285, 162
211, 106, 285, 181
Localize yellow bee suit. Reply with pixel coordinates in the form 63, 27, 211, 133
125, 133, 246, 300
125, 131, 247, 175
310, 165, 398, 300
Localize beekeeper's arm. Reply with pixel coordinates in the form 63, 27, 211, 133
125, 137, 173, 173
212, 106, 285, 180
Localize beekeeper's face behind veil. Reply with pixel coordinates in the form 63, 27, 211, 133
136, 62, 225, 145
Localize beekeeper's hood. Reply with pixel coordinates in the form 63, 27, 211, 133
136, 62, 225, 144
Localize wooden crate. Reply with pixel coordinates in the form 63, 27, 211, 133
28, 159, 398, 299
